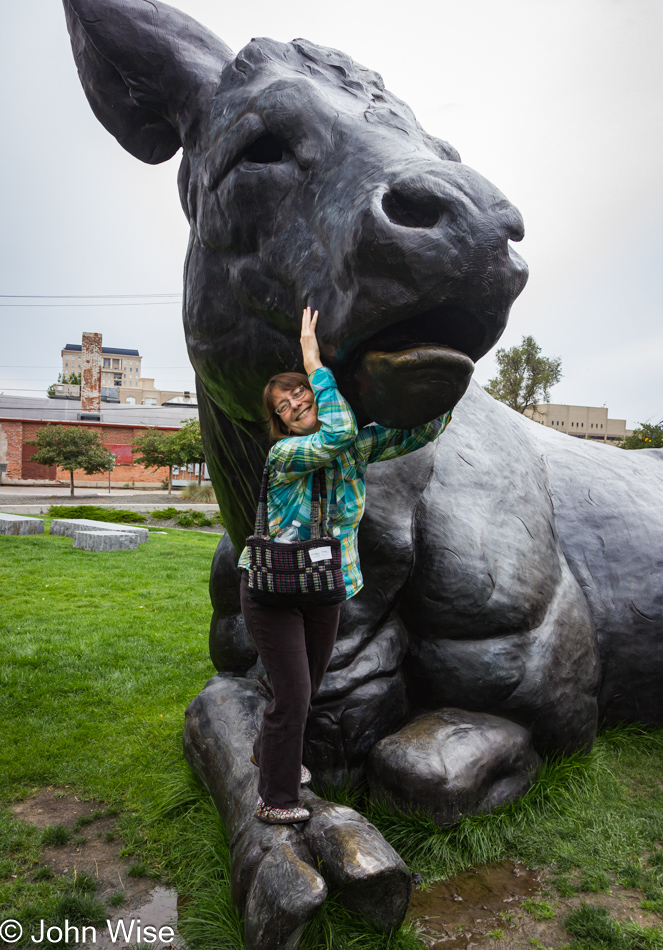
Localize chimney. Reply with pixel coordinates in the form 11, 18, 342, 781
81, 332, 102, 411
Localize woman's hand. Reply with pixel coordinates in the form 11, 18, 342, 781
301, 306, 323, 375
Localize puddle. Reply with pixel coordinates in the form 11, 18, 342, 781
408, 860, 542, 948
95, 887, 180, 949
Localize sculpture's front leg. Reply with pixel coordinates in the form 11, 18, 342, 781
367, 708, 539, 825
183, 675, 411, 950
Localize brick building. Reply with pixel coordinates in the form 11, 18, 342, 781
2, 332, 200, 487
0, 416, 180, 488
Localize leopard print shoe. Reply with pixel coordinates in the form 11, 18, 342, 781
255, 797, 311, 825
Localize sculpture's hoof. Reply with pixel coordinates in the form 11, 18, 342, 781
301, 795, 411, 931
244, 843, 327, 950
367, 708, 539, 826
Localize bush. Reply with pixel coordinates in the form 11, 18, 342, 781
150, 507, 219, 527
176, 510, 215, 528
150, 507, 179, 521
180, 482, 216, 502
48, 505, 146, 524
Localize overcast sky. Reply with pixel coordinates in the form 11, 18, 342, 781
1, 0, 661, 426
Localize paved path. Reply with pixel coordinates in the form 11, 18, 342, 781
0, 487, 218, 516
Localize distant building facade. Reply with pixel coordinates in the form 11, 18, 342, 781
0, 395, 199, 487
525, 403, 633, 443
62, 343, 142, 390
60, 343, 194, 407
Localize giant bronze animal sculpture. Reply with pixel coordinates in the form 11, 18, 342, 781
63, 0, 663, 946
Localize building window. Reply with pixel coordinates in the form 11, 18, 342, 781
125, 396, 136, 405
113, 359, 119, 368
561, 421, 564, 426
143, 397, 157, 406
103, 358, 110, 368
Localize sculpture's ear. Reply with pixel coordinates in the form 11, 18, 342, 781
63, 0, 234, 164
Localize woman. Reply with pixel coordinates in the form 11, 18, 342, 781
238, 306, 453, 824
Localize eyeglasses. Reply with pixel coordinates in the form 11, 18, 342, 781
274, 385, 307, 416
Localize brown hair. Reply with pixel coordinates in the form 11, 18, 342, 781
263, 372, 312, 441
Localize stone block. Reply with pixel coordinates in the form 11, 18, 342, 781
50, 518, 148, 542
0, 513, 45, 535
73, 530, 139, 551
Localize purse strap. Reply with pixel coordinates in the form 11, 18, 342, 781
254, 461, 329, 539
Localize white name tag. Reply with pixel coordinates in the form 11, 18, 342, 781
309, 545, 332, 563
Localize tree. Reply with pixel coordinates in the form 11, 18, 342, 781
132, 429, 186, 494
27, 425, 115, 496
176, 418, 206, 483
47, 372, 82, 397
484, 335, 562, 414
619, 422, 663, 450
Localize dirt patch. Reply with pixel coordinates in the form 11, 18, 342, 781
408, 861, 543, 948
12, 788, 147, 906
12, 788, 107, 830
10, 787, 181, 946
408, 861, 663, 949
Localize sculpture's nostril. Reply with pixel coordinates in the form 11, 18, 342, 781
508, 217, 525, 243
382, 189, 442, 229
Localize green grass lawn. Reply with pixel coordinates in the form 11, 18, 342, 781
2, 527, 663, 950
0, 526, 216, 799
0, 527, 246, 948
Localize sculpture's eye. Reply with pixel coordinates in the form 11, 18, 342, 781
241, 134, 284, 165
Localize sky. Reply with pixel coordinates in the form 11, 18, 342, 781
1, 0, 662, 427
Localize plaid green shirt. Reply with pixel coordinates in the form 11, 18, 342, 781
238, 366, 452, 598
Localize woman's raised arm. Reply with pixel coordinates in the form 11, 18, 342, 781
270, 310, 358, 481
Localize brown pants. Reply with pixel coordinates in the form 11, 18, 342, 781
240, 571, 341, 808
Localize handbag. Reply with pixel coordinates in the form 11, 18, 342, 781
246, 462, 346, 606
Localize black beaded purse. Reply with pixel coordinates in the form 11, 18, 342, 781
246, 462, 346, 606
